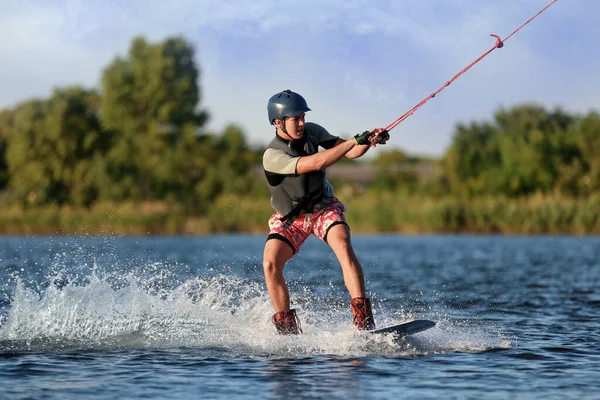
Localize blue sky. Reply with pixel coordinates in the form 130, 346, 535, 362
1, 0, 598, 156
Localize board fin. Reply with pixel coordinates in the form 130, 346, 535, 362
370, 319, 435, 336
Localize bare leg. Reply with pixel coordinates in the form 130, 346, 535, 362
326, 224, 375, 330
325, 224, 366, 298
263, 238, 295, 313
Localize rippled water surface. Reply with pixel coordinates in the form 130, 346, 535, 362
1, 235, 599, 399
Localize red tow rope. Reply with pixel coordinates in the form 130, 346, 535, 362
383, 0, 559, 133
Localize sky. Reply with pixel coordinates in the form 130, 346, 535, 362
1, 0, 598, 156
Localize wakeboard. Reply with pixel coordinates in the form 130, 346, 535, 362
370, 319, 435, 337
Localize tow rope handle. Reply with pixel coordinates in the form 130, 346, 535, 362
382, 0, 559, 134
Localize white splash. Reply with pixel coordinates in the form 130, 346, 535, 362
0, 270, 510, 357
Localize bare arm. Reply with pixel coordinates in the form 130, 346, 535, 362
295, 139, 356, 174
295, 128, 388, 174
345, 139, 371, 159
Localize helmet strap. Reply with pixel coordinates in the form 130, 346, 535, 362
276, 119, 291, 139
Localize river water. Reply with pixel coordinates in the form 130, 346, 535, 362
0, 235, 599, 399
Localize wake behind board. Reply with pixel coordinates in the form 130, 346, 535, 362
370, 319, 435, 337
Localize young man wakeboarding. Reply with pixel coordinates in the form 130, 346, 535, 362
262, 89, 389, 335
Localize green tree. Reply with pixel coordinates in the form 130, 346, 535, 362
372, 149, 419, 193
444, 120, 500, 195
6, 88, 105, 206
0, 108, 12, 190
443, 104, 577, 197
495, 105, 573, 195
216, 124, 255, 195
573, 111, 600, 194
374, 149, 408, 167
7, 99, 51, 205
99, 35, 208, 201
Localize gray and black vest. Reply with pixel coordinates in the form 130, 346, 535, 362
263, 123, 339, 222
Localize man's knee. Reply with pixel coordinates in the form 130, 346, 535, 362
263, 259, 277, 274
263, 258, 286, 282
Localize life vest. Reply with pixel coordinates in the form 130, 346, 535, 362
263, 123, 337, 222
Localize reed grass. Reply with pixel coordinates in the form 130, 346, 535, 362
0, 194, 598, 235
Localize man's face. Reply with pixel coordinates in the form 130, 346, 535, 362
278, 113, 305, 139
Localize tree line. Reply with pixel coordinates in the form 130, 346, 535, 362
0, 35, 599, 219
441, 106, 600, 198
342, 103, 600, 200
0, 36, 260, 213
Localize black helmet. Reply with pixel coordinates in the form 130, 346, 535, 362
267, 89, 311, 125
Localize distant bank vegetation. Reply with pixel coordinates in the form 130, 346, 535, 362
0, 36, 599, 235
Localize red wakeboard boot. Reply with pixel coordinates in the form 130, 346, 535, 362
272, 309, 302, 335
351, 297, 376, 331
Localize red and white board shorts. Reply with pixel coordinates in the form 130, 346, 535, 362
267, 197, 348, 255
